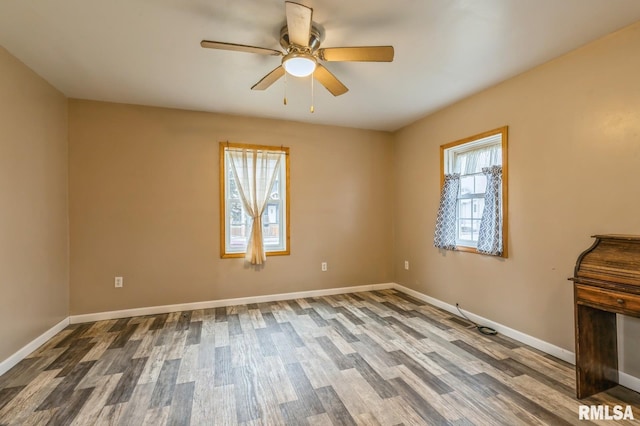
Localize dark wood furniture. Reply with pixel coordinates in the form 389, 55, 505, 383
570, 234, 640, 398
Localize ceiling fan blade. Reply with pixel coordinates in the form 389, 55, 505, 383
285, 2, 312, 47
251, 66, 286, 91
314, 64, 348, 96
201, 40, 282, 56
318, 46, 394, 62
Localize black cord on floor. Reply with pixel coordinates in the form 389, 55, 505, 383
455, 303, 498, 336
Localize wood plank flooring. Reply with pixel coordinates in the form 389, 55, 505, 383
0, 289, 639, 425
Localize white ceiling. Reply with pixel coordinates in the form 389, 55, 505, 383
1, 1, 640, 131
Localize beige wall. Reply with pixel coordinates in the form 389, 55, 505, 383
393, 21, 640, 377
0, 47, 69, 362
68, 100, 394, 315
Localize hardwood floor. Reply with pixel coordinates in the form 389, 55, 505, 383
0, 289, 638, 425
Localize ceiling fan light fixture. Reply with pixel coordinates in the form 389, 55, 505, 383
282, 52, 317, 77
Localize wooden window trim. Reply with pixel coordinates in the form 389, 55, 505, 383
439, 126, 509, 258
219, 142, 290, 259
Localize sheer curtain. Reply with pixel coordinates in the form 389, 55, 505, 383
227, 149, 282, 265
477, 165, 503, 255
453, 144, 501, 175
434, 173, 460, 250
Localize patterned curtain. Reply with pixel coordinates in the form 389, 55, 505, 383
434, 173, 460, 250
477, 165, 503, 256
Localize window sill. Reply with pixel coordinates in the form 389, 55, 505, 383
221, 250, 290, 259
454, 245, 508, 258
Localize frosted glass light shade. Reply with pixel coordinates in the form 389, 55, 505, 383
282, 53, 316, 77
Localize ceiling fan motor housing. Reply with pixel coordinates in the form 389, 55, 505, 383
280, 25, 322, 52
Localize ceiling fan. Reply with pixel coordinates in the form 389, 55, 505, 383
200, 1, 394, 97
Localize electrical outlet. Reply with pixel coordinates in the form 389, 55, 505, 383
404, 260, 409, 270
115, 276, 123, 288
321, 262, 327, 272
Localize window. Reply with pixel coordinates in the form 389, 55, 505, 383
435, 127, 508, 257
220, 142, 290, 261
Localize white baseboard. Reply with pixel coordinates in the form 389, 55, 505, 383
0, 317, 69, 376
620, 371, 640, 393
69, 283, 395, 324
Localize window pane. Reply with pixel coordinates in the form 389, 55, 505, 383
460, 176, 474, 196
229, 229, 248, 251
459, 198, 472, 219
270, 176, 280, 200
474, 174, 487, 194
228, 172, 240, 199
262, 203, 281, 247
472, 219, 481, 241
458, 219, 472, 241
227, 200, 247, 252
230, 201, 244, 225
472, 198, 485, 220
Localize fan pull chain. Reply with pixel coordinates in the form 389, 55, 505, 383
283, 72, 288, 106
310, 73, 315, 113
